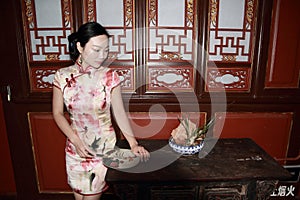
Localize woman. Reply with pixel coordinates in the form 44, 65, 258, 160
52, 22, 150, 200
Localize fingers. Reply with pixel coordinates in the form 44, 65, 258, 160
132, 145, 150, 162
71, 135, 94, 158
77, 145, 95, 158
85, 147, 96, 157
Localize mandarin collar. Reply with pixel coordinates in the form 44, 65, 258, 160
76, 61, 94, 74
75, 61, 106, 76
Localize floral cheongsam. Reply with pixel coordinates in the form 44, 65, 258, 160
53, 63, 120, 195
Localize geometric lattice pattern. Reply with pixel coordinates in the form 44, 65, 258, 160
21, 0, 257, 93
146, 0, 197, 92
21, 0, 73, 61
85, 0, 135, 61
20, 0, 74, 92
85, 0, 136, 92
147, 0, 197, 61
208, 0, 257, 63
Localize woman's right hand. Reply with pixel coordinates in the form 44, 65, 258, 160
70, 134, 95, 158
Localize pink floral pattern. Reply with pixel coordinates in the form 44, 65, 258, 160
53, 63, 120, 195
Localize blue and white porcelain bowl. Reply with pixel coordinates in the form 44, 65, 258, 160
168, 137, 205, 155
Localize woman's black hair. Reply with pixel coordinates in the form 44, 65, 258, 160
68, 22, 110, 62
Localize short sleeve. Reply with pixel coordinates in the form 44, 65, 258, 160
105, 70, 121, 91
52, 69, 62, 90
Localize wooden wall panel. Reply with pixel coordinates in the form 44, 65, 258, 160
128, 112, 206, 139
265, 0, 300, 88
213, 112, 293, 161
28, 112, 71, 193
0, 96, 16, 194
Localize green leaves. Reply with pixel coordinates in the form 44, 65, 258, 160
178, 115, 215, 145
201, 117, 215, 134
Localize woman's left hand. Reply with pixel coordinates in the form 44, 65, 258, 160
131, 145, 150, 162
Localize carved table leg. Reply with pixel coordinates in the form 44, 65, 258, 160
256, 180, 278, 200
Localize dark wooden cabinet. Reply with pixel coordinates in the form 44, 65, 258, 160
106, 139, 291, 200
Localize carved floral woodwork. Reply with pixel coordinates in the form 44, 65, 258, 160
86, 0, 135, 62
206, 0, 257, 92
256, 180, 278, 200
203, 184, 247, 199
110, 67, 134, 91
148, 66, 194, 91
84, 0, 96, 22
21, 0, 73, 92
21, 0, 259, 93
146, 0, 197, 92
206, 68, 251, 91
31, 68, 58, 92
208, 0, 257, 63
83, 0, 136, 92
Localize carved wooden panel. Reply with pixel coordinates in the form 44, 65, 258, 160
206, 67, 251, 92
110, 66, 135, 91
83, 0, 135, 92
208, 0, 257, 63
28, 112, 70, 193
89, 0, 135, 62
21, 0, 74, 92
213, 112, 293, 160
256, 180, 278, 199
21, 0, 73, 62
206, 0, 257, 93
30, 67, 59, 92
203, 184, 247, 199
148, 65, 194, 91
146, 0, 197, 92
147, 0, 196, 62
22, 0, 136, 92
265, 0, 300, 88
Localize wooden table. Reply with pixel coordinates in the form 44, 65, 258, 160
105, 138, 291, 200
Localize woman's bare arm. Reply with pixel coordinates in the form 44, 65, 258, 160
111, 85, 150, 161
52, 86, 94, 158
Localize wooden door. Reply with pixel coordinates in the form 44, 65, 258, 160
0, 96, 16, 196
0, 1, 73, 199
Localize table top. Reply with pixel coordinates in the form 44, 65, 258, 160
106, 138, 291, 183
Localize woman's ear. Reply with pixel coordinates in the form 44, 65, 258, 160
76, 42, 83, 53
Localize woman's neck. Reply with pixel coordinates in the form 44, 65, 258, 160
76, 61, 106, 75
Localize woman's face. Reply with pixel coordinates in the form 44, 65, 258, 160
77, 35, 109, 69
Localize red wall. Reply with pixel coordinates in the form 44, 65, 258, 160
0, 96, 16, 194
